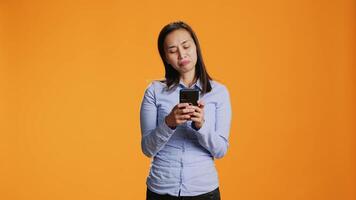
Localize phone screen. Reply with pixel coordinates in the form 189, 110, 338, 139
179, 89, 199, 106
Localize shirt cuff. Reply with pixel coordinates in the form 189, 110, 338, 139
191, 122, 199, 131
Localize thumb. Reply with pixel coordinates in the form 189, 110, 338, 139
198, 100, 205, 108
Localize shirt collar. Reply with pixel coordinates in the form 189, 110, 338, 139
179, 78, 202, 91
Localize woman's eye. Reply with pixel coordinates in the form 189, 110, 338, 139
183, 45, 190, 49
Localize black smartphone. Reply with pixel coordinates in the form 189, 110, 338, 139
179, 89, 199, 106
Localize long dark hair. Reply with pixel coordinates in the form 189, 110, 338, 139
157, 21, 212, 94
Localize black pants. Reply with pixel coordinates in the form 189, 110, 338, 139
146, 187, 221, 200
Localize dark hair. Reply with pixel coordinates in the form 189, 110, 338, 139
157, 21, 212, 94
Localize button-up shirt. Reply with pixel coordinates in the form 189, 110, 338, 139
140, 78, 232, 196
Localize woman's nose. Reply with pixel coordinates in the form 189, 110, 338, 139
177, 47, 186, 59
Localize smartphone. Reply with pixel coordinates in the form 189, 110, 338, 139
179, 89, 199, 106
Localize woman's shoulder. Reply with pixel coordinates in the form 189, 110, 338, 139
208, 79, 231, 102
144, 79, 167, 91
152, 79, 167, 88
210, 79, 229, 91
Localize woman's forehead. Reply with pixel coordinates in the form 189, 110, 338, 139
165, 29, 193, 46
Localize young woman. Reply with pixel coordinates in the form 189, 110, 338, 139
140, 21, 232, 200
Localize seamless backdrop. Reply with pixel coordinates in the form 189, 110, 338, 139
0, 0, 355, 200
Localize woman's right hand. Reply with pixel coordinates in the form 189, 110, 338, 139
165, 103, 195, 129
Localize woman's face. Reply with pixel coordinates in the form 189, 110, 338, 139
164, 29, 197, 75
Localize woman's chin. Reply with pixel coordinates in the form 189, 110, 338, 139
178, 65, 194, 73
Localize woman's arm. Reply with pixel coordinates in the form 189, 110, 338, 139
140, 82, 176, 158
192, 85, 232, 159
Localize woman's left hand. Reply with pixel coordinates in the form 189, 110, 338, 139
190, 101, 205, 129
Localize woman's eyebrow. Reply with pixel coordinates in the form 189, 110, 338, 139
168, 45, 177, 49
181, 40, 190, 44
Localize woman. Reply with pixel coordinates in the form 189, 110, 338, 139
140, 21, 232, 200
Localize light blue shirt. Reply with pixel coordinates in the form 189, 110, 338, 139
140, 79, 232, 196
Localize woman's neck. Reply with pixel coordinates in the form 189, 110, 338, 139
180, 72, 197, 88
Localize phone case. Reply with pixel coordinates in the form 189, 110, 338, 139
179, 89, 199, 106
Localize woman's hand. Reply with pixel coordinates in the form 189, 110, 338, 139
165, 103, 195, 129
190, 101, 205, 129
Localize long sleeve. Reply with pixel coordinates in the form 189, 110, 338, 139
140, 82, 176, 158
192, 86, 232, 159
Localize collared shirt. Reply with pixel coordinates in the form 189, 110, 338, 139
140, 78, 232, 197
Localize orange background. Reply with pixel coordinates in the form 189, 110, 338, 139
1, 0, 355, 199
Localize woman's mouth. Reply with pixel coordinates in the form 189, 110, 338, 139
179, 60, 190, 66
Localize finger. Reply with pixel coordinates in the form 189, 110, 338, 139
180, 107, 195, 114
198, 100, 205, 107
190, 117, 201, 123
191, 111, 204, 120
177, 119, 188, 124
189, 111, 199, 117
174, 106, 191, 115
178, 114, 191, 120
177, 103, 190, 109
192, 106, 202, 113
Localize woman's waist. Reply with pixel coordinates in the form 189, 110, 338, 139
152, 151, 214, 168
